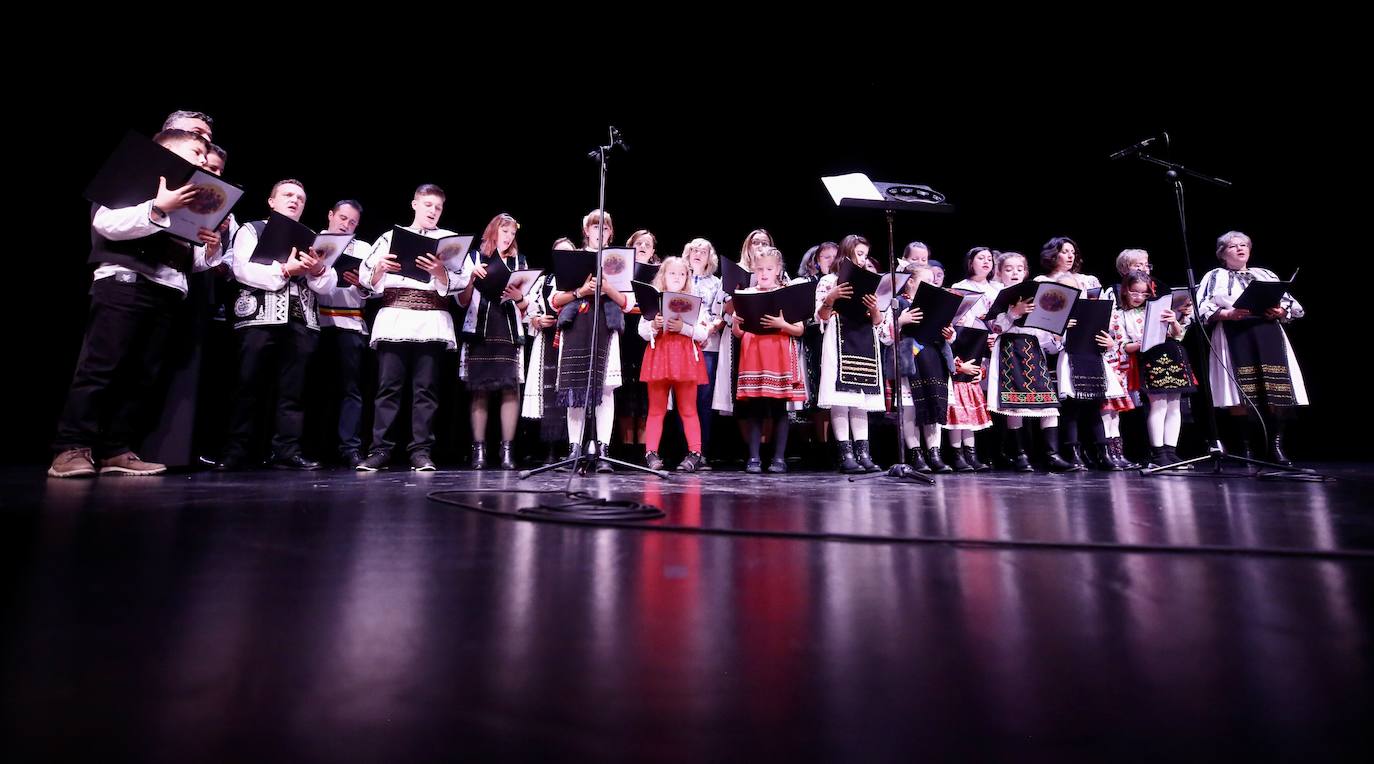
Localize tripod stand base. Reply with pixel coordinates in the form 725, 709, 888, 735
850, 463, 936, 484
520, 445, 670, 480
1141, 444, 1321, 480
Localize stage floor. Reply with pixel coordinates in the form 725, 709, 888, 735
4, 464, 1372, 760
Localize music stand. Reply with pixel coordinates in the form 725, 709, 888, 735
822, 174, 953, 484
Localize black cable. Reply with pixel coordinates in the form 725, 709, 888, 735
427, 489, 1371, 561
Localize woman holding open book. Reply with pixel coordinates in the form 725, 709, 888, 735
455, 213, 528, 470
1197, 230, 1307, 465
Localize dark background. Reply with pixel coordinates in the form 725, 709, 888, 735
10, 55, 1365, 464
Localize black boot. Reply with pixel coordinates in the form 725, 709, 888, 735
1064, 443, 1088, 472
556, 442, 582, 471
838, 441, 863, 474
854, 440, 881, 472
1011, 428, 1034, 472
593, 442, 614, 473
1042, 426, 1075, 473
906, 446, 931, 473
499, 441, 516, 470
999, 425, 1020, 470
544, 442, 560, 465
1095, 443, 1121, 471
1105, 438, 1127, 469
1235, 416, 1255, 460
1146, 446, 1167, 468
925, 446, 954, 473
962, 445, 990, 472
1111, 437, 1140, 470
1163, 445, 1194, 470
471, 441, 487, 470
948, 445, 974, 472
1268, 415, 1292, 466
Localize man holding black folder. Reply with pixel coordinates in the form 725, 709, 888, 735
220, 179, 335, 471
50, 129, 224, 478
314, 200, 372, 468
355, 184, 462, 472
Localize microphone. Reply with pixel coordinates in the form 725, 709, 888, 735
588, 128, 629, 160
1110, 132, 1167, 160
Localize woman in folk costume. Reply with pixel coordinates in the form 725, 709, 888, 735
456, 213, 529, 470
1037, 237, 1116, 471
1197, 230, 1307, 465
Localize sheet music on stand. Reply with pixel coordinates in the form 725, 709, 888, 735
821, 173, 954, 214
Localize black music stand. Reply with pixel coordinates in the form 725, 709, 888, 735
823, 175, 952, 484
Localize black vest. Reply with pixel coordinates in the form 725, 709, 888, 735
87, 203, 193, 273
230, 219, 318, 330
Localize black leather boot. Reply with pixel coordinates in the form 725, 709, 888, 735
1268, 414, 1292, 466
854, 440, 881, 472
906, 446, 931, 473
925, 446, 954, 474
1011, 428, 1034, 472
1042, 426, 1075, 473
948, 445, 974, 472
963, 444, 990, 472
838, 441, 863, 474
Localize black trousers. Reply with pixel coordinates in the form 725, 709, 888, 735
224, 321, 319, 460
54, 276, 180, 458
371, 341, 443, 455
1059, 397, 1106, 448
322, 327, 367, 455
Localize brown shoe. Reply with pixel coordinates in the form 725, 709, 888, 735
98, 452, 166, 476
48, 448, 96, 478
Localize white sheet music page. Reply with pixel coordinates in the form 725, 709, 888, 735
822, 173, 883, 205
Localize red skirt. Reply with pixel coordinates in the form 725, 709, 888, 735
1125, 353, 1142, 392
946, 380, 992, 429
737, 333, 806, 401
640, 332, 709, 384
1102, 353, 1138, 412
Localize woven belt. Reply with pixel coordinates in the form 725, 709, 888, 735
381, 288, 449, 311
